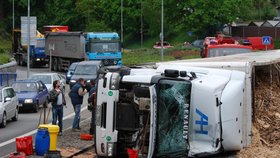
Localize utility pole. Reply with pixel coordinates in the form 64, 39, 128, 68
27, 0, 30, 78
12, 0, 14, 29
141, 0, 143, 48
160, 0, 164, 61
121, 0, 123, 44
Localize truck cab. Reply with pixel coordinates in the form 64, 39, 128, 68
95, 66, 246, 157
85, 32, 122, 66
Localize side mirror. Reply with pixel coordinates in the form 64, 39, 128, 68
39, 87, 44, 91
70, 72, 73, 75
5, 97, 11, 102
86, 43, 90, 52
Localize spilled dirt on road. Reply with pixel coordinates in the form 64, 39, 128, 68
238, 65, 280, 158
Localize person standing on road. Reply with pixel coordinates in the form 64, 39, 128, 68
49, 80, 66, 136
69, 78, 87, 131
88, 79, 96, 135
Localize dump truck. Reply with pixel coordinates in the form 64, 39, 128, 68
94, 50, 280, 157
12, 29, 48, 67
45, 32, 122, 71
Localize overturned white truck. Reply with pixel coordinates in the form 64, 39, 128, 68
95, 50, 280, 157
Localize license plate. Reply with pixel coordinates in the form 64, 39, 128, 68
18, 104, 23, 107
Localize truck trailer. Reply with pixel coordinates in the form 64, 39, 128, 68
94, 50, 280, 157
45, 32, 122, 71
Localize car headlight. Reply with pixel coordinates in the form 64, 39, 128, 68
36, 58, 40, 61
67, 74, 71, 77
70, 80, 77, 83
86, 80, 90, 83
24, 99, 33, 104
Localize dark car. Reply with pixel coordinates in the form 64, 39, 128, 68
12, 80, 49, 112
66, 62, 79, 84
191, 39, 204, 49
69, 61, 103, 90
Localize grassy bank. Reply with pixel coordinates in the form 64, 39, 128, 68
0, 38, 11, 65
122, 47, 200, 66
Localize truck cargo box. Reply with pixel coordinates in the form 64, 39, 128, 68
45, 32, 85, 60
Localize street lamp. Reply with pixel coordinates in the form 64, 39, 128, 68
141, 0, 143, 48
27, 0, 30, 78
160, 0, 164, 61
121, 0, 123, 44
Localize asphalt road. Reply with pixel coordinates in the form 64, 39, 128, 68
0, 66, 91, 157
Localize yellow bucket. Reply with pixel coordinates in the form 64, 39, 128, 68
39, 124, 59, 151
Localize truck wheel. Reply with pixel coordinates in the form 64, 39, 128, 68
19, 56, 23, 66
16, 55, 20, 65
30, 59, 35, 68
57, 58, 62, 72
53, 58, 58, 71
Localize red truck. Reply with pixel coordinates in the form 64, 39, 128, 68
201, 34, 253, 58
246, 37, 274, 50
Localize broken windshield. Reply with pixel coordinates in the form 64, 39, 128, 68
155, 79, 191, 157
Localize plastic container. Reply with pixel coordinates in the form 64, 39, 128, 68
39, 124, 59, 151
35, 128, 50, 156
9, 152, 26, 158
80, 134, 93, 140
15, 136, 33, 156
127, 148, 138, 158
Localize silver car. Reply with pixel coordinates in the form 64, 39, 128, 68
0, 86, 19, 128
29, 73, 66, 92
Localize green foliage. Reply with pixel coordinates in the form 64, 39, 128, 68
2, 0, 280, 48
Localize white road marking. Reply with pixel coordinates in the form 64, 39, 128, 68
0, 106, 88, 148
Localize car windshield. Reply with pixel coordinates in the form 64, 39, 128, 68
209, 47, 252, 57
74, 65, 97, 75
13, 82, 38, 92
30, 75, 51, 84
69, 63, 78, 70
90, 42, 120, 52
155, 79, 191, 157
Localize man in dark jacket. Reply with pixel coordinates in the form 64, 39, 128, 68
49, 80, 66, 136
69, 78, 87, 131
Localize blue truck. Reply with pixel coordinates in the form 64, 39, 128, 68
85, 32, 122, 66
12, 29, 48, 68
45, 32, 122, 71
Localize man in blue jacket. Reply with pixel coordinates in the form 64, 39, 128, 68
69, 78, 87, 131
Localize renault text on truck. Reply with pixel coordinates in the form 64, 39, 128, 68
85, 32, 122, 66
95, 65, 247, 157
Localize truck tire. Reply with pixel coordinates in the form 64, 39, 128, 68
30, 59, 35, 68
53, 58, 58, 72
19, 56, 24, 66
57, 58, 62, 72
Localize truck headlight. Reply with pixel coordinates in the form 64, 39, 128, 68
107, 143, 114, 157
70, 80, 76, 83
24, 99, 33, 104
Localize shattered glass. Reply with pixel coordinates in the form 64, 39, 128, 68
155, 79, 191, 157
